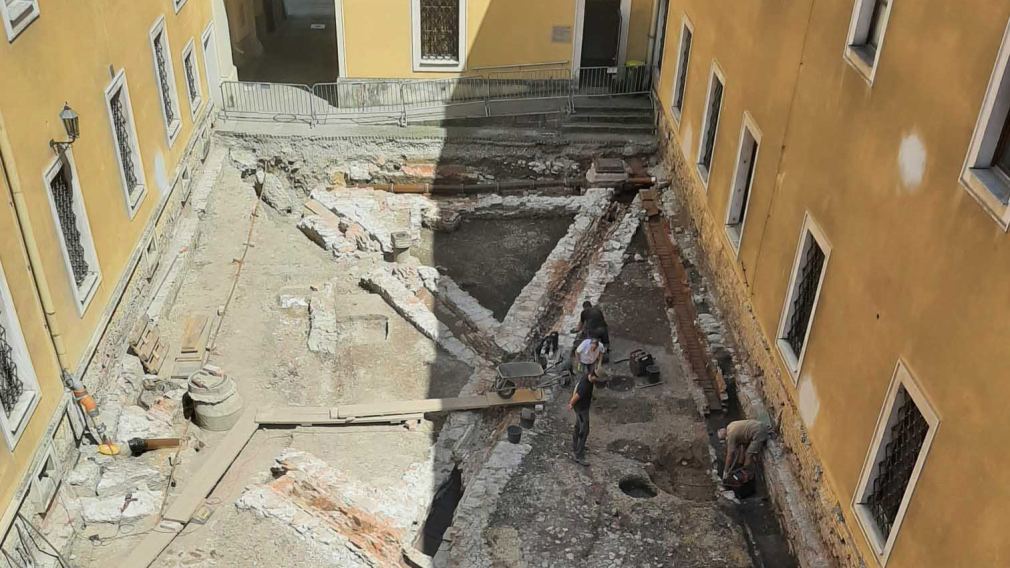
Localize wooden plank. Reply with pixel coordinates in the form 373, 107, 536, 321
180, 315, 209, 353
122, 523, 182, 568
255, 407, 332, 424
162, 411, 258, 524
334, 388, 543, 419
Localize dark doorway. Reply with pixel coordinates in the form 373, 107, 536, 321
236, 0, 339, 84
581, 0, 622, 68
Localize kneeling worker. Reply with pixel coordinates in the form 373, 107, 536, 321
717, 419, 770, 481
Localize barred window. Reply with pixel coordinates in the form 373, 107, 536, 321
49, 164, 91, 289
778, 218, 829, 374
0, 0, 39, 41
44, 152, 100, 312
106, 70, 147, 214
863, 385, 928, 540
0, 261, 40, 448
150, 17, 182, 145
182, 40, 203, 118
419, 0, 460, 62
698, 70, 724, 177
672, 23, 692, 114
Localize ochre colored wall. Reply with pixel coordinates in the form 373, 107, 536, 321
656, 0, 1010, 566
0, 0, 213, 516
342, 0, 577, 78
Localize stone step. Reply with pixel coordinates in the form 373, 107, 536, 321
566, 112, 655, 123
561, 123, 656, 135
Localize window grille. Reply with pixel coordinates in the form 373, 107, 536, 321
864, 386, 928, 540
153, 32, 177, 126
49, 164, 91, 288
700, 78, 723, 168
784, 236, 825, 355
673, 28, 692, 111
184, 53, 200, 106
110, 88, 140, 198
419, 0, 459, 61
0, 318, 24, 416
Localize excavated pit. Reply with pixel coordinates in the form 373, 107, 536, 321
414, 466, 464, 556
648, 438, 717, 502
415, 215, 574, 320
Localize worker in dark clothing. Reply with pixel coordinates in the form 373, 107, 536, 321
572, 301, 610, 365
568, 367, 597, 466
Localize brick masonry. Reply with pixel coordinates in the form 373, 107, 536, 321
656, 117, 865, 568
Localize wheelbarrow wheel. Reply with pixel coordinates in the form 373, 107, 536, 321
497, 379, 517, 399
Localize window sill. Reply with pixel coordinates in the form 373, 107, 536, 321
189, 97, 204, 121
166, 119, 182, 148
127, 185, 148, 219
960, 167, 1010, 230
173, 0, 189, 14
3, 1, 38, 43
696, 163, 712, 188
74, 272, 101, 317
2, 390, 38, 450
725, 224, 742, 253
776, 339, 802, 380
844, 44, 877, 84
413, 59, 464, 73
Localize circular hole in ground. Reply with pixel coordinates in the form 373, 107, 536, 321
619, 476, 657, 499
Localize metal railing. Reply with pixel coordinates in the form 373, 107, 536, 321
219, 64, 652, 126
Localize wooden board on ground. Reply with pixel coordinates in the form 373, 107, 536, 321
255, 407, 424, 426
179, 314, 209, 354
161, 410, 258, 524
333, 388, 544, 419
121, 524, 182, 568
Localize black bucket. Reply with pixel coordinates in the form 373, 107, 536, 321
520, 408, 536, 429
507, 425, 522, 444
645, 364, 661, 384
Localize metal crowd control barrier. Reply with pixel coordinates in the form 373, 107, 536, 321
219, 64, 651, 126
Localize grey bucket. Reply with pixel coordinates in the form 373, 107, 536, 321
520, 408, 536, 428
507, 425, 522, 444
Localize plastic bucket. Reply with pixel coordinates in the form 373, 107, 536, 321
520, 408, 536, 429
507, 425, 522, 444
645, 364, 661, 384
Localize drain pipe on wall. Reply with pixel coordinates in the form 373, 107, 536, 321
645, 0, 662, 70
0, 119, 119, 455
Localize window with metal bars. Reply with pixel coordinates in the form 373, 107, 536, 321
698, 74, 723, 173
784, 233, 825, 357
862, 386, 928, 541
0, 319, 24, 418
1, 0, 39, 41
672, 26, 692, 114
49, 163, 91, 289
184, 50, 201, 111
153, 30, 178, 128
419, 0, 460, 62
109, 86, 141, 201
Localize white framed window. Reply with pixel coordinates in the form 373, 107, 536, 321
182, 38, 204, 119
961, 19, 1010, 230
411, 0, 467, 72
696, 63, 725, 186
104, 70, 148, 218
844, 0, 894, 82
725, 113, 761, 251
853, 360, 939, 565
43, 150, 101, 315
150, 16, 183, 147
0, 0, 38, 42
0, 259, 40, 450
670, 16, 693, 121
776, 213, 829, 378
173, 0, 188, 14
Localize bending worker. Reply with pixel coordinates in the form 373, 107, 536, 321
717, 419, 771, 480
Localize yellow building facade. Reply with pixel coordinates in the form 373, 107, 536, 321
656, 0, 1010, 566
226, 0, 661, 82
0, 0, 233, 550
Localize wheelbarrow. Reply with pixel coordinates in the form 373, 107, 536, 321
493, 361, 548, 399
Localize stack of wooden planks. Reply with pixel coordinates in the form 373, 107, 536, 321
129, 318, 169, 374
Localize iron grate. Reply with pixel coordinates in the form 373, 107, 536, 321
110, 88, 139, 197
0, 318, 24, 416
153, 32, 177, 126
419, 0, 459, 61
184, 54, 199, 106
49, 164, 91, 288
785, 236, 824, 356
865, 386, 928, 540
699, 79, 723, 168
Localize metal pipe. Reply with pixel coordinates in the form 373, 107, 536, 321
645, 0, 662, 70
0, 114, 70, 367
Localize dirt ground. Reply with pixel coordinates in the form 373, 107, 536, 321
483, 235, 754, 567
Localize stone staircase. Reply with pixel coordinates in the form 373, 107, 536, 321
562, 96, 656, 135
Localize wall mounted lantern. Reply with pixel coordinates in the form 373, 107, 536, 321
49, 103, 80, 152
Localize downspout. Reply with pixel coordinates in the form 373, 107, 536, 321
645, 0, 662, 70
0, 119, 69, 369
